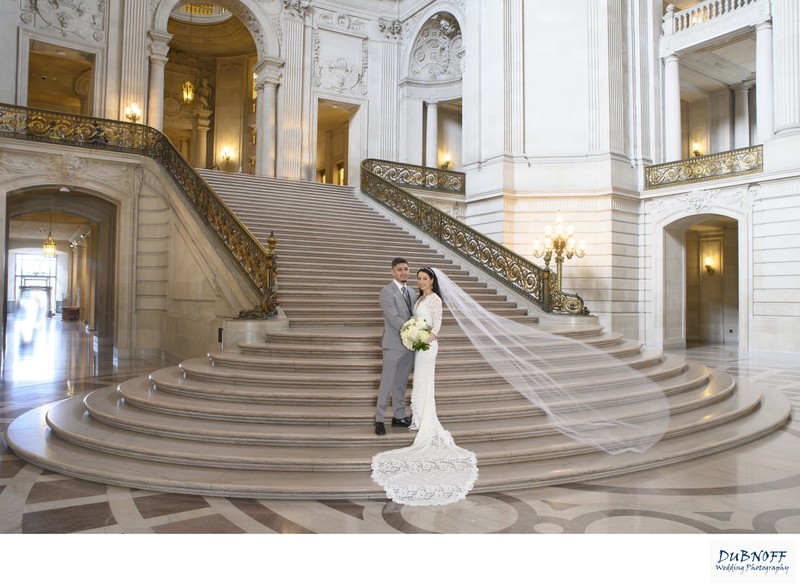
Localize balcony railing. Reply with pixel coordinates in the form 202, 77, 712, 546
361, 159, 589, 315
665, 0, 759, 34
644, 145, 762, 190
0, 103, 277, 318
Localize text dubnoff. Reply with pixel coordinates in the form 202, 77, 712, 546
710, 540, 795, 583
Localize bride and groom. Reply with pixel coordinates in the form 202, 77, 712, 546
371, 258, 479, 507
370, 257, 671, 507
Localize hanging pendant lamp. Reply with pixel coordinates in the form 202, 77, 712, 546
43, 210, 57, 258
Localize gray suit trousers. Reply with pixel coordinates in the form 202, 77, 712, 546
375, 347, 414, 421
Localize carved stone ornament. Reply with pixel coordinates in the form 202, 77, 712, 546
378, 18, 402, 40
282, 0, 310, 19
318, 11, 365, 32
409, 12, 463, 81
647, 188, 746, 222
313, 31, 368, 95
23, 0, 107, 44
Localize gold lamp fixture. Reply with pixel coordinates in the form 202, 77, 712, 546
692, 142, 703, 157
704, 256, 715, 275
124, 102, 141, 123
43, 210, 57, 258
532, 213, 586, 292
441, 153, 451, 170
220, 146, 232, 162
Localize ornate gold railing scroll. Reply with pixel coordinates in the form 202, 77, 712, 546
361, 159, 588, 315
644, 145, 762, 190
0, 103, 277, 317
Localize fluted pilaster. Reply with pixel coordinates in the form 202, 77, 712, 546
504, 0, 524, 154
277, 13, 306, 179
120, 2, 150, 120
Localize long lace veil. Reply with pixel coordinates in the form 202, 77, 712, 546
432, 268, 670, 454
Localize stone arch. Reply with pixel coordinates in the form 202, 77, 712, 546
152, 0, 282, 60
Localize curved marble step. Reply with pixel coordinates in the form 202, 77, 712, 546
142, 359, 709, 408
177, 346, 671, 390
6, 381, 790, 499
56, 371, 741, 467
113, 365, 722, 430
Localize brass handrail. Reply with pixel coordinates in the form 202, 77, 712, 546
644, 145, 762, 190
0, 103, 277, 317
361, 159, 588, 315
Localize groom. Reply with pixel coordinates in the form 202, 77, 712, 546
374, 257, 417, 435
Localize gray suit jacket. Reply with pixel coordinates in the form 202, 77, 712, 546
379, 282, 417, 350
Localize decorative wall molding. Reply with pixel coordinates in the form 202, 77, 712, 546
312, 29, 368, 95
21, 0, 107, 44
0, 149, 136, 194
318, 11, 366, 33
646, 186, 748, 222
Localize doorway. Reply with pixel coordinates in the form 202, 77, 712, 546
663, 214, 740, 348
316, 99, 351, 185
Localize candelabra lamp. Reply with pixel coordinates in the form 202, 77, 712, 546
532, 214, 586, 293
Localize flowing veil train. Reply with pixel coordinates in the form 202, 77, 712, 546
431, 268, 670, 455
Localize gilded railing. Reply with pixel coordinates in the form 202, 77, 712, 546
361, 159, 589, 315
0, 103, 277, 317
365, 159, 465, 194
644, 145, 762, 190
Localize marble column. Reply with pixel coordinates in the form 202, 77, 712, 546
755, 21, 774, 143
425, 101, 439, 168
147, 31, 172, 131
772, 0, 800, 136
733, 82, 751, 148
256, 82, 278, 176
195, 109, 212, 168
253, 58, 282, 177
663, 53, 682, 161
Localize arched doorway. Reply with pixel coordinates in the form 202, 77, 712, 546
4, 190, 117, 354
163, 4, 258, 172
663, 214, 740, 349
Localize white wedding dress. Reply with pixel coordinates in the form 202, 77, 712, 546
371, 293, 479, 506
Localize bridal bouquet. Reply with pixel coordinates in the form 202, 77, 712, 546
400, 316, 432, 351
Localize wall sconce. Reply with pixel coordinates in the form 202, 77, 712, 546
704, 256, 715, 275
692, 142, 703, 157
124, 102, 142, 123
441, 153, 451, 170
220, 146, 232, 162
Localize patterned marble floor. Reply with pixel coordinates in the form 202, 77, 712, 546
1, 312, 798, 583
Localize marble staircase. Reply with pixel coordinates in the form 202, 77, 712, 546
5, 170, 792, 500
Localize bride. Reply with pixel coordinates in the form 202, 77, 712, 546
371, 267, 479, 507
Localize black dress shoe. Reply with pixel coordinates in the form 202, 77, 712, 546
391, 417, 412, 428
375, 421, 386, 435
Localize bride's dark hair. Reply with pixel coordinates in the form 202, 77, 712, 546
417, 267, 443, 301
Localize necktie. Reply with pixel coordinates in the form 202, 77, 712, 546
401, 286, 412, 314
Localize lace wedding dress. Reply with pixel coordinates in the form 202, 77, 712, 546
371, 293, 479, 506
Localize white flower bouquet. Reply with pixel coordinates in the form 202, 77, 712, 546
400, 316, 432, 351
